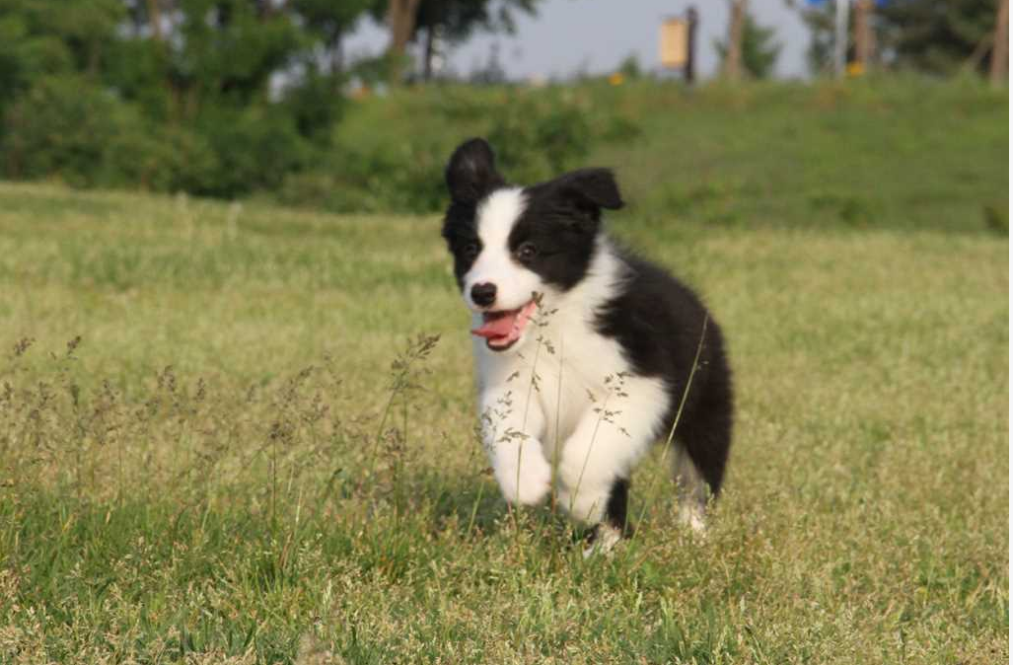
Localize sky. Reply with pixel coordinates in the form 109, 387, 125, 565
344, 0, 814, 81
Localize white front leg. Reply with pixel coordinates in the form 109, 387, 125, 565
479, 384, 552, 506
556, 377, 668, 524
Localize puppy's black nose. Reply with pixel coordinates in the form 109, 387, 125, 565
471, 282, 497, 307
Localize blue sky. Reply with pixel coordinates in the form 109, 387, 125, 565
344, 0, 813, 80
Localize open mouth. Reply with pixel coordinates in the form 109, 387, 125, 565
470, 300, 538, 351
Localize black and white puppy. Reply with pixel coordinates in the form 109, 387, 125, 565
442, 138, 733, 550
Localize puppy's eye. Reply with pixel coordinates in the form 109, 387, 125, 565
463, 242, 480, 258
516, 242, 537, 262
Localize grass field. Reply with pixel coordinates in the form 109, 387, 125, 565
322, 77, 1007, 232
0, 81, 1008, 664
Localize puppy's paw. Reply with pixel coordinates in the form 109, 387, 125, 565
496, 448, 552, 507
678, 503, 707, 535
582, 524, 623, 559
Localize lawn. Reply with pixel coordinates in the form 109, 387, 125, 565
0, 80, 1008, 664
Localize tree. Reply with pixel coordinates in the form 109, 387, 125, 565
385, 0, 422, 82
797, 0, 867, 76
0, 0, 365, 196
0, 0, 124, 108
853, 0, 876, 72
990, 0, 1008, 84
373, 0, 541, 81
715, 8, 782, 79
878, 0, 1000, 74
801, 0, 1001, 76
721, 0, 747, 80
797, 1, 836, 75
413, 0, 538, 79
169, 0, 303, 108
291, 0, 373, 76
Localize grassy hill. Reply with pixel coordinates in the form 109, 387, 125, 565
304, 77, 1008, 235
0, 79, 1008, 663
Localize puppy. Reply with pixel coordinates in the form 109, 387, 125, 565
441, 138, 733, 550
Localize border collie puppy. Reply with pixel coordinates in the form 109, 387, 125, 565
441, 138, 733, 550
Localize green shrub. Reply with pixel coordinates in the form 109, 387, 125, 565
1, 75, 644, 212
487, 94, 594, 183
308, 85, 643, 214
115, 125, 221, 193
2, 74, 150, 187
279, 138, 446, 213
193, 106, 312, 198
0, 74, 223, 193
0, 73, 326, 199
282, 68, 348, 142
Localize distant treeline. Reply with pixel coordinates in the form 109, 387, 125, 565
0, 0, 641, 211
0, 0, 395, 199
0, 0, 1003, 210
0, 0, 574, 207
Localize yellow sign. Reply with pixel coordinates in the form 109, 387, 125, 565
660, 18, 689, 69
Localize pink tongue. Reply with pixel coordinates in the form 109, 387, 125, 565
471, 311, 519, 339
470, 301, 539, 342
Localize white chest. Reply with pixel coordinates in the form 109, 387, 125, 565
474, 307, 635, 450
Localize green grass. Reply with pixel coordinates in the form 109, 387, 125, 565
324, 77, 1008, 232
0, 80, 1008, 663
592, 78, 1007, 233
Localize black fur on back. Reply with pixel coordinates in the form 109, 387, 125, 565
596, 247, 734, 495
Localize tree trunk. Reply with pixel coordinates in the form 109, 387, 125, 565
722, 0, 746, 80
145, 0, 163, 41
854, 0, 875, 73
833, 0, 849, 77
686, 6, 698, 84
423, 26, 436, 81
328, 34, 344, 76
990, 0, 1009, 86
388, 0, 422, 83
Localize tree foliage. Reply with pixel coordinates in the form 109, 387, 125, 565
799, 0, 1000, 75
715, 11, 782, 79
0, 0, 548, 199
412, 0, 539, 44
878, 0, 999, 74
371, 0, 540, 78
0, 0, 333, 196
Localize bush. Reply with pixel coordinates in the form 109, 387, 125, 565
486, 94, 594, 183
1, 77, 644, 212
114, 126, 220, 194
281, 68, 348, 142
0, 74, 223, 193
0, 73, 323, 198
300, 85, 643, 214
193, 106, 312, 198
279, 138, 446, 213
2, 75, 142, 186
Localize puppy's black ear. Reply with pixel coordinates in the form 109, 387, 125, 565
445, 138, 504, 203
556, 168, 624, 212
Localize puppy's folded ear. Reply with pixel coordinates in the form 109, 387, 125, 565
446, 138, 505, 203
557, 168, 624, 211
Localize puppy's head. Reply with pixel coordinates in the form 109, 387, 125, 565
441, 138, 623, 352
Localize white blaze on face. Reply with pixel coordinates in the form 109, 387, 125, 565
463, 188, 541, 312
